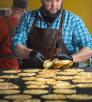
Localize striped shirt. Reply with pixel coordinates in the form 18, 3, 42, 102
12, 9, 92, 54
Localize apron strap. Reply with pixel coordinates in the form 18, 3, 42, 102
31, 11, 38, 29
58, 9, 69, 55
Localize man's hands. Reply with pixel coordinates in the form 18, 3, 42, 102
29, 51, 73, 68
29, 50, 45, 68
53, 53, 73, 61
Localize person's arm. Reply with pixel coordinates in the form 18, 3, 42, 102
14, 44, 32, 59
54, 14, 92, 63
12, 11, 45, 67
54, 47, 92, 63
14, 44, 45, 68
11, 12, 31, 58
72, 16, 92, 63
72, 47, 92, 63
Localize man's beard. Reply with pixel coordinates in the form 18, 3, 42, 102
39, 5, 62, 23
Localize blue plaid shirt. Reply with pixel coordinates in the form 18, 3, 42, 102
12, 9, 92, 54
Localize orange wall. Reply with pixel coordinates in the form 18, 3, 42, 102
0, 0, 12, 8
63, 0, 92, 34
0, 0, 92, 33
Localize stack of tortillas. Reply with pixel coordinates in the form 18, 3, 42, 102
43, 59, 73, 69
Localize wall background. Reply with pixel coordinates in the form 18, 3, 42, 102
0, 0, 92, 33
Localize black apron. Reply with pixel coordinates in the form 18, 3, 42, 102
22, 10, 69, 68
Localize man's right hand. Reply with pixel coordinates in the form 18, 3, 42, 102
29, 50, 45, 68
53, 53, 73, 61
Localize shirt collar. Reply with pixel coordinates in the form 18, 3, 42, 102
37, 9, 62, 22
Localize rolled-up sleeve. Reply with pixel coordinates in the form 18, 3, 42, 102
73, 16, 92, 50
11, 12, 32, 49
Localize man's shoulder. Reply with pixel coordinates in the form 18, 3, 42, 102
64, 10, 81, 21
25, 9, 39, 17
64, 10, 79, 17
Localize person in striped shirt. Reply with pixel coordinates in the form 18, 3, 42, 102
12, 0, 92, 68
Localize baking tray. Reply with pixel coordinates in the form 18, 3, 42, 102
0, 67, 92, 102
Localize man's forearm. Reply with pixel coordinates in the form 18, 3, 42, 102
14, 44, 32, 59
72, 47, 92, 63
